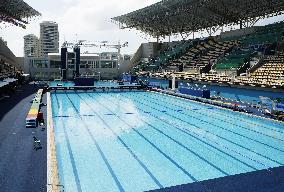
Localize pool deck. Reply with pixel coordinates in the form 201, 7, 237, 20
0, 84, 47, 192
46, 92, 61, 192
148, 166, 284, 192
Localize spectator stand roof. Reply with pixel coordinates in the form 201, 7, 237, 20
0, 0, 40, 28
112, 0, 284, 37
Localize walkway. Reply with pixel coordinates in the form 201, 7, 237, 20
0, 84, 47, 192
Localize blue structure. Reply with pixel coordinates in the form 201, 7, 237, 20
122, 74, 137, 83
74, 77, 95, 86
179, 87, 210, 99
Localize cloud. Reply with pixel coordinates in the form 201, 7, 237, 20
1, 0, 160, 56
1, 0, 284, 57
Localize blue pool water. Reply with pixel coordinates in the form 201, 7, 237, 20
51, 90, 284, 192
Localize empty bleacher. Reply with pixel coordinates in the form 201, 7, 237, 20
145, 40, 193, 70
157, 38, 238, 72
237, 53, 284, 87
133, 21, 284, 89
215, 48, 254, 70
214, 21, 284, 71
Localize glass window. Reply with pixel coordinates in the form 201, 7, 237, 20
96, 61, 100, 68
101, 61, 112, 68
50, 60, 61, 68
32, 59, 48, 68
112, 61, 117, 68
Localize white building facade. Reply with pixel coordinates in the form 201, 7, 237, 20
25, 52, 130, 80
24, 34, 40, 58
39, 21, 59, 57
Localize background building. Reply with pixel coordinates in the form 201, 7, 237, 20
39, 21, 59, 57
24, 34, 40, 58
25, 52, 131, 80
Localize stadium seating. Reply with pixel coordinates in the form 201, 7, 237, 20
137, 40, 193, 71
162, 39, 238, 72
236, 53, 284, 87
214, 21, 284, 70
134, 21, 284, 89
215, 49, 254, 69
0, 59, 16, 80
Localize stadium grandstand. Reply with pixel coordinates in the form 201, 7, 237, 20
112, 0, 284, 89
0, 0, 40, 28
0, 0, 40, 94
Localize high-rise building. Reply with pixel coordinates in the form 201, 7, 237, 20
24, 34, 40, 58
39, 21, 59, 57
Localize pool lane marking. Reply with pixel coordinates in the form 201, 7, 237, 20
75, 93, 164, 189
91, 94, 230, 176
64, 92, 125, 192
125, 92, 284, 165
119, 93, 283, 167
151, 90, 284, 128
98, 93, 260, 171
135, 91, 284, 142
114, 93, 276, 170
139, 92, 284, 137
54, 94, 82, 192
126, 92, 284, 154
146, 91, 284, 133
84, 93, 198, 182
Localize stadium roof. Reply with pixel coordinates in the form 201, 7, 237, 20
112, 0, 284, 37
0, 0, 40, 28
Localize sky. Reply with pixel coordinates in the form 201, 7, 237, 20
0, 0, 284, 57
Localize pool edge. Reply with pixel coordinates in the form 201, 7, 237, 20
47, 92, 61, 192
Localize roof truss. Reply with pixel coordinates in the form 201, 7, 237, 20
112, 0, 284, 36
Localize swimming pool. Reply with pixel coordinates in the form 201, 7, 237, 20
51, 90, 284, 191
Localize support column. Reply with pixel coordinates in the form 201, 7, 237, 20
61, 48, 67, 80
74, 47, 80, 77
172, 75, 176, 90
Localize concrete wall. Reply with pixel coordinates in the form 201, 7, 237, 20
25, 54, 121, 80
121, 42, 161, 73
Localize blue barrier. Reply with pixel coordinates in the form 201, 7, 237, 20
276, 103, 284, 111
74, 77, 95, 86
179, 87, 210, 99
122, 74, 137, 82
